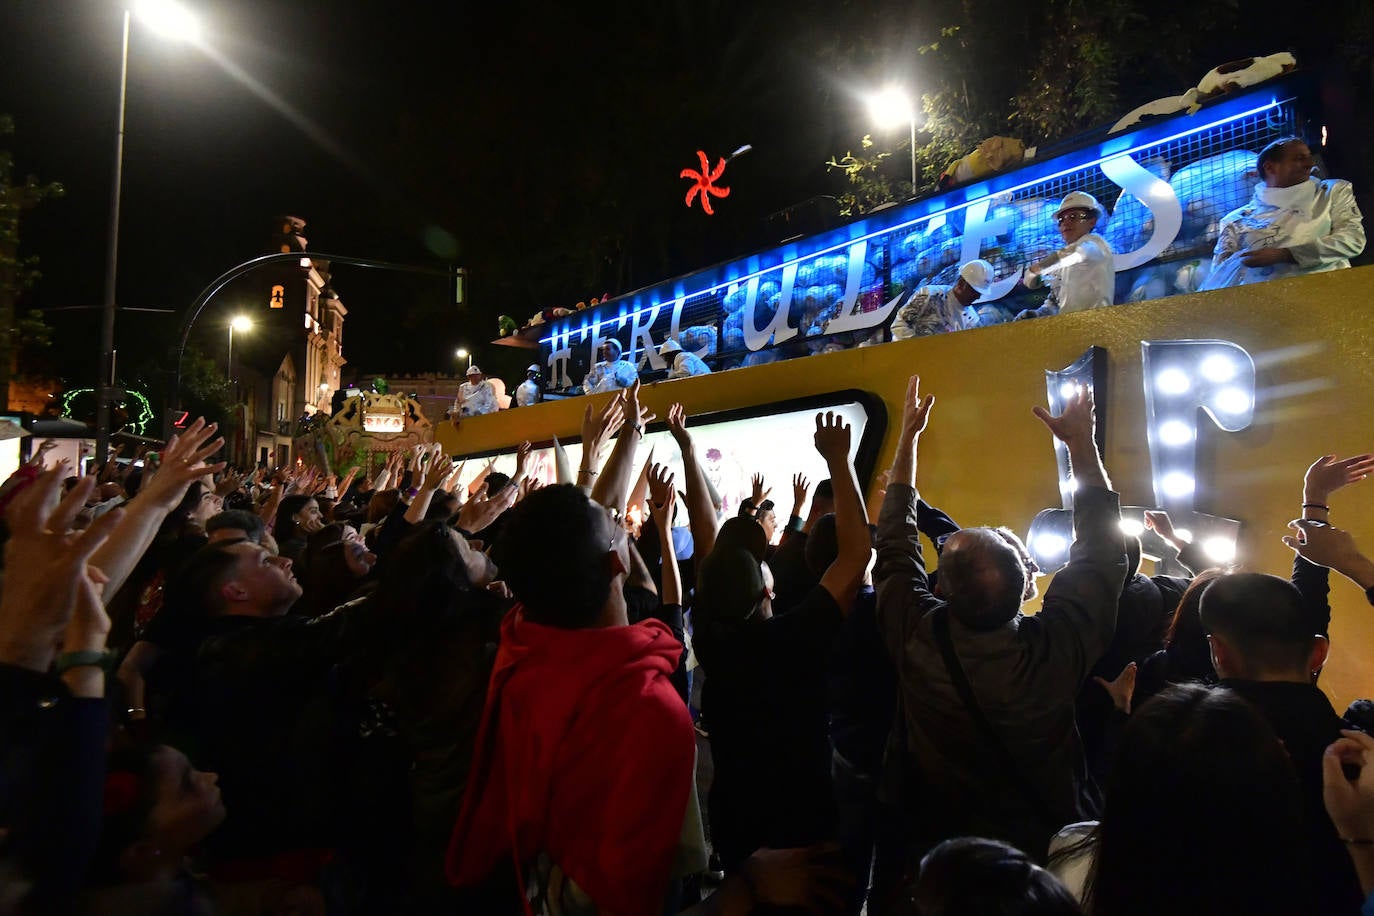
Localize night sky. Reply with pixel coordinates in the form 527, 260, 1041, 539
0, 0, 1362, 394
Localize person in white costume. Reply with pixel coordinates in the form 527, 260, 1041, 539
658, 339, 711, 379
515, 364, 542, 407
457, 365, 499, 416
582, 339, 639, 394
1201, 137, 1365, 290
1017, 191, 1116, 319
889, 259, 994, 340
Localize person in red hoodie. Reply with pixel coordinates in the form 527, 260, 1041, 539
447, 384, 852, 915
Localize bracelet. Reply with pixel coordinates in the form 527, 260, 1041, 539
630, 423, 644, 437
1303, 503, 1330, 511
578, 467, 598, 477
1341, 837, 1374, 845
55, 649, 110, 675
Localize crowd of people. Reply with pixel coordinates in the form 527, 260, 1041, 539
3, 373, 1374, 915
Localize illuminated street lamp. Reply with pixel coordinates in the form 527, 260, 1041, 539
227, 314, 252, 383
456, 347, 471, 371
866, 85, 918, 197
97, 0, 201, 463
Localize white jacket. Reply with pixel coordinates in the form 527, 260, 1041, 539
1041, 233, 1116, 313
1203, 177, 1366, 290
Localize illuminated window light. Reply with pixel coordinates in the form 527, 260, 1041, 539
1155, 369, 1191, 395
1160, 472, 1195, 498
1173, 528, 1193, 543
1213, 387, 1251, 415
1119, 518, 1145, 537
1199, 354, 1238, 383
1157, 420, 1194, 446
1034, 534, 1068, 558
1202, 536, 1237, 563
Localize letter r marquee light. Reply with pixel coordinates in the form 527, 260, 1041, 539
1026, 341, 1255, 575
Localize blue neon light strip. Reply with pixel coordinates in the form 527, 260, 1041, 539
540, 84, 1290, 345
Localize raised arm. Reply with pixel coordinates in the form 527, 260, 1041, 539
875, 376, 939, 659
578, 393, 625, 494
813, 412, 871, 613
1031, 384, 1127, 675
668, 402, 720, 560
592, 381, 654, 512
648, 464, 681, 608
88, 418, 226, 600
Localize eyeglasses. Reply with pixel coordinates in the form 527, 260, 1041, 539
1055, 210, 1095, 223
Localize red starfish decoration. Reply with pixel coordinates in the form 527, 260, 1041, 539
680, 150, 731, 215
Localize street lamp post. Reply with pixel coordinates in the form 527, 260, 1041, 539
456, 348, 471, 372
866, 85, 918, 198
97, 0, 200, 465
227, 314, 252, 383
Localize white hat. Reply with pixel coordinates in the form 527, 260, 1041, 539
1055, 191, 1104, 219
466, 365, 482, 376
526, 364, 540, 373
658, 339, 683, 357
957, 259, 995, 295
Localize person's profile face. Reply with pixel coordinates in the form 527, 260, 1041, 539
1056, 207, 1097, 244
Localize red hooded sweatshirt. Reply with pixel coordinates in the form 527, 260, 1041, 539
447, 606, 695, 916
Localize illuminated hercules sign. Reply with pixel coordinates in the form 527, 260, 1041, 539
1026, 340, 1256, 574
541, 83, 1301, 388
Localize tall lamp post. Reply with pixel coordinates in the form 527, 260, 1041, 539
866, 85, 918, 198
456, 348, 472, 372
97, 0, 200, 465
226, 314, 252, 383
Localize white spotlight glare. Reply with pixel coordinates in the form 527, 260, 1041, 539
1059, 478, 1078, 496
1119, 518, 1145, 537
1157, 420, 1194, 446
1034, 534, 1068, 558
1202, 536, 1237, 563
1160, 472, 1195, 498
135, 0, 201, 41
1059, 381, 1078, 400
1155, 368, 1191, 395
1173, 528, 1193, 543
1213, 387, 1251, 415
1199, 354, 1238, 383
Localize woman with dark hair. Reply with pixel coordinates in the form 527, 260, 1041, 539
1130, 568, 1227, 708
82, 741, 226, 913
906, 837, 1082, 916
1049, 684, 1310, 916
347, 520, 505, 909
300, 537, 377, 618
273, 495, 324, 565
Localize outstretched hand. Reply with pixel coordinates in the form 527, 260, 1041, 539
1305, 454, 1374, 503
1282, 519, 1374, 588
1093, 662, 1138, 715
667, 402, 692, 449
1324, 730, 1374, 845
813, 412, 852, 463
792, 473, 810, 509
900, 375, 935, 441
1032, 383, 1094, 445
0, 468, 124, 672
647, 463, 676, 529
136, 418, 226, 512
751, 473, 772, 506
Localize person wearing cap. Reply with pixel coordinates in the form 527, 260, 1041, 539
1201, 136, 1365, 290
691, 412, 873, 871
889, 259, 994, 341
457, 365, 498, 417
515, 364, 542, 407
659, 338, 711, 379
582, 338, 639, 395
1016, 191, 1116, 318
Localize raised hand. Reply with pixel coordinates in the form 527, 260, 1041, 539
1305, 454, 1374, 504
581, 395, 625, 464
900, 375, 935, 441
1282, 519, 1374, 589
137, 419, 226, 512
623, 379, 655, 433
1143, 510, 1185, 549
0, 468, 123, 672
456, 482, 517, 534
514, 440, 532, 480
647, 463, 676, 529
750, 473, 772, 506
1093, 661, 1138, 715
791, 473, 811, 509
667, 402, 691, 449
1033, 383, 1094, 444
422, 452, 451, 491
813, 412, 852, 464
1324, 730, 1374, 845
